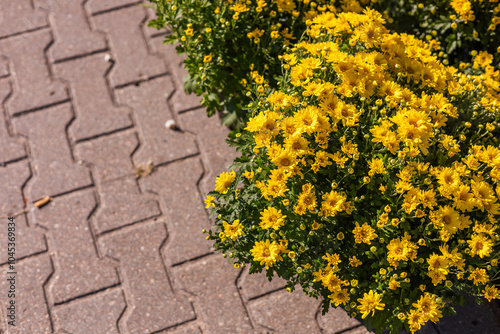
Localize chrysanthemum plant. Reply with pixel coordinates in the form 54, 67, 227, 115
374, 0, 500, 70
148, 0, 499, 127
204, 9, 500, 334
148, 0, 338, 127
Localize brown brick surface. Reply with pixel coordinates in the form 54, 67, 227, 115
95, 176, 161, 234
33, 190, 119, 304
74, 130, 138, 183
0, 58, 9, 78
0, 29, 68, 115
54, 53, 133, 141
172, 255, 253, 333
115, 76, 198, 166
53, 287, 126, 334
178, 109, 237, 197
87, 0, 139, 15
12, 103, 92, 200
0, 160, 46, 264
237, 267, 287, 302
141, 158, 212, 265
317, 307, 364, 334
0, 0, 47, 38
145, 6, 169, 37
0, 79, 26, 164
98, 221, 195, 333
148, 37, 202, 113
157, 324, 202, 334
0, 254, 53, 334
0, 160, 29, 218
247, 289, 322, 333
36, 0, 107, 61
92, 6, 166, 87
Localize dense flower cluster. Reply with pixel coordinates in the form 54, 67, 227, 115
150, 0, 499, 127
378, 0, 500, 70
206, 9, 500, 334
148, 0, 338, 126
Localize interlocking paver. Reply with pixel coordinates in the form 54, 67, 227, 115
53, 53, 133, 141
115, 76, 198, 166
0, 254, 53, 334
317, 307, 365, 334
35, 0, 107, 61
247, 289, 322, 333
98, 221, 195, 334
237, 268, 287, 302
12, 103, 92, 200
145, 6, 169, 37
52, 287, 126, 334
74, 130, 138, 183
172, 255, 253, 333
0, 160, 47, 264
157, 324, 202, 334
33, 190, 119, 304
178, 108, 238, 196
0, 0, 47, 38
0, 78, 26, 164
0, 160, 27, 217
92, 5, 166, 87
0, 57, 9, 78
0, 29, 68, 115
141, 158, 212, 265
95, 176, 161, 234
87, 0, 139, 15
148, 36, 202, 113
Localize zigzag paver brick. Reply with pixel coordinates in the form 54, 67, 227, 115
148, 36, 202, 113
95, 176, 161, 234
172, 255, 253, 333
317, 307, 365, 334
0, 58, 9, 78
92, 5, 166, 87
237, 267, 286, 302
0, 160, 46, 264
157, 324, 202, 334
115, 76, 198, 166
74, 130, 138, 183
141, 158, 212, 266
87, 0, 139, 15
53, 53, 133, 141
98, 221, 195, 334
0, 78, 26, 164
32, 190, 119, 304
247, 289, 322, 333
0, 0, 47, 38
0, 29, 68, 115
178, 108, 237, 196
0, 254, 53, 334
12, 103, 92, 200
145, 6, 169, 37
35, 0, 107, 61
52, 287, 126, 334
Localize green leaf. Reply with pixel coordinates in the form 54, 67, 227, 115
222, 112, 238, 127
183, 74, 196, 94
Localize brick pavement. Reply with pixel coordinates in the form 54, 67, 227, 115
0, 1, 499, 334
